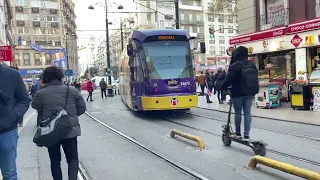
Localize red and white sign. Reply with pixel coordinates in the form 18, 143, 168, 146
291, 34, 302, 48
171, 98, 178, 106
0, 46, 14, 61
288, 18, 320, 34
229, 27, 286, 45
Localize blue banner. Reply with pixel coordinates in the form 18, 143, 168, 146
19, 69, 43, 75
49, 48, 68, 70
64, 69, 74, 76
30, 43, 47, 52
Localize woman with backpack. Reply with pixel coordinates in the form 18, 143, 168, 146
31, 66, 86, 180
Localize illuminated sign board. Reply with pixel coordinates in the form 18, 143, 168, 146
145, 35, 188, 42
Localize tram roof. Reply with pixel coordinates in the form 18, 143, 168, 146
131, 29, 190, 42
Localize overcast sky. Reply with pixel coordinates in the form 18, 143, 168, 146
75, 0, 133, 47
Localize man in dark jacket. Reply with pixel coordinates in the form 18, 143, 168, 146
0, 64, 31, 179
99, 78, 107, 99
220, 46, 258, 141
205, 70, 212, 103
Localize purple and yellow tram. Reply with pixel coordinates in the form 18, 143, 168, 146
119, 29, 198, 111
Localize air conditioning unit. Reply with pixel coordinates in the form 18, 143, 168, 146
32, 7, 39, 13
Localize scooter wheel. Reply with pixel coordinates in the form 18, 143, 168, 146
254, 144, 267, 156
222, 132, 232, 146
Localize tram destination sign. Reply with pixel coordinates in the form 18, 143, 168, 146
145, 35, 188, 42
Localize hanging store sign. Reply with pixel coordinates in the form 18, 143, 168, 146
291, 34, 302, 48
229, 27, 286, 45
0, 46, 14, 61
19, 69, 44, 75
288, 18, 320, 34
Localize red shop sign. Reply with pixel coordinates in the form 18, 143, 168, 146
229, 27, 286, 45
291, 34, 302, 48
288, 18, 320, 34
0, 46, 14, 61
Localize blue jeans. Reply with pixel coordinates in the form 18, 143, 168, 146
0, 129, 19, 180
232, 96, 254, 137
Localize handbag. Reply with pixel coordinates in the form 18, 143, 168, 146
33, 86, 73, 147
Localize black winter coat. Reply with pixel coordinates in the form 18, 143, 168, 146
214, 71, 226, 90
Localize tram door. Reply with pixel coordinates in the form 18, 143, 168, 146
130, 54, 139, 110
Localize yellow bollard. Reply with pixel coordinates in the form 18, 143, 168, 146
248, 156, 320, 180
170, 129, 205, 149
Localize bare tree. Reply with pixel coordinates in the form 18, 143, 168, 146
210, 0, 238, 24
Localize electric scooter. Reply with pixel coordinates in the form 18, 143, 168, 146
222, 99, 267, 156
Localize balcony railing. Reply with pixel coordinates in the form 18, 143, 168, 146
259, 8, 289, 31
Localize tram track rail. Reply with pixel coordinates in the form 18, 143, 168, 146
184, 111, 320, 142
161, 116, 320, 167
84, 111, 211, 180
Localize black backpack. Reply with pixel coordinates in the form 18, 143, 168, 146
237, 61, 259, 96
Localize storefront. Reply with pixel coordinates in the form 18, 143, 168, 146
19, 69, 44, 82
229, 17, 320, 109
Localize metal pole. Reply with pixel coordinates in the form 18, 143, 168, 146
175, 0, 179, 29
105, 0, 113, 97
120, 18, 124, 51
66, 34, 70, 84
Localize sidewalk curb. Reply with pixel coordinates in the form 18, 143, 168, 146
196, 106, 320, 127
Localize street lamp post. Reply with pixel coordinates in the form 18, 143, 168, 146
88, 2, 123, 97
109, 18, 134, 51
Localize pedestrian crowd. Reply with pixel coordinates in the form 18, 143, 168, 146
0, 65, 87, 180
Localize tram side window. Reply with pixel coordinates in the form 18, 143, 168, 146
134, 52, 143, 82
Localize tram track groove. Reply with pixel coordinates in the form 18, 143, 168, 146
161, 116, 320, 167
84, 111, 211, 180
185, 111, 320, 142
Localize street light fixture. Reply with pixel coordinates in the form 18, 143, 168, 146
88, 2, 124, 97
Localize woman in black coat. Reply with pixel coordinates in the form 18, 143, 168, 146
214, 68, 227, 104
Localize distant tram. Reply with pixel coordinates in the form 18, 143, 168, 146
118, 29, 198, 111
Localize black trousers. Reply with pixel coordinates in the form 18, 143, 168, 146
101, 88, 107, 98
86, 92, 93, 101
47, 137, 79, 180
200, 85, 205, 95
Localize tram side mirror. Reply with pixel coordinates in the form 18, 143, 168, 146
127, 44, 133, 56
200, 42, 206, 54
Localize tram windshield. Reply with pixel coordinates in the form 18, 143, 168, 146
142, 41, 193, 80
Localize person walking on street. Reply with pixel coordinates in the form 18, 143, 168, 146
99, 78, 107, 99
214, 68, 227, 104
210, 71, 217, 95
31, 66, 86, 180
74, 79, 81, 92
0, 64, 31, 180
86, 78, 94, 102
205, 69, 213, 103
197, 71, 205, 95
219, 46, 259, 141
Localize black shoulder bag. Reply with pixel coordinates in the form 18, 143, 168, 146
33, 85, 73, 147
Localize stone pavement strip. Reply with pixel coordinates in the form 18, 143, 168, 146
198, 95, 320, 125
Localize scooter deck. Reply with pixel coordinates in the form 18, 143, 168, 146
230, 136, 268, 146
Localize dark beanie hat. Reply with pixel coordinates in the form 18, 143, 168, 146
235, 46, 248, 57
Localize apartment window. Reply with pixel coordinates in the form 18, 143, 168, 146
146, 1, 150, 8
23, 53, 30, 65
14, 54, 20, 66
218, 14, 224, 22
16, 13, 28, 21
208, 14, 214, 22
219, 36, 225, 44
228, 26, 233, 33
188, 26, 193, 33
207, 2, 213, 8
228, 36, 233, 40
188, 13, 193, 22
147, 13, 151, 21
45, 1, 58, 9
33, 28, 46, 35
32, 14, 41, 21
209, 39, 215, 44
209, 46, 215, 55
197, 26, 201, 33
228, 15, 233, 23
16, 0, 28, 6
17, 27, 30, 34
196, 14, 201, 23
180, 13, 185, 22
31, 0, 45, 8
219, 25, 224, 33
219, 46, 225, 55
34, 53, 41, 65
227, 4, 232, 12
181, 25, 185, 29
45, 53, 51, 65
159, 20, 164, 28
47, 15, 58, 22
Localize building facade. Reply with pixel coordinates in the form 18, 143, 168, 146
0, 0, 14, 66
231, 0, 320, 104
10, 0, 78, 79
